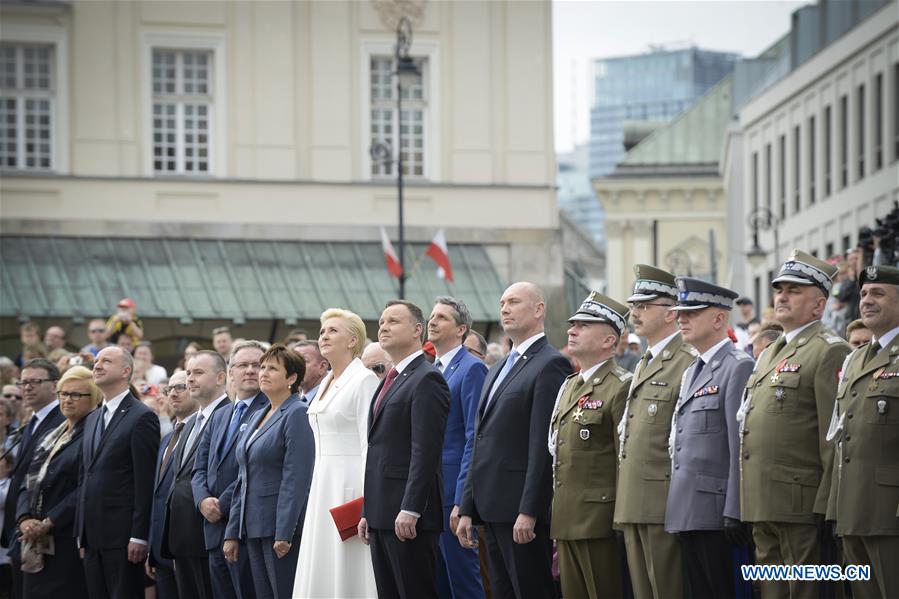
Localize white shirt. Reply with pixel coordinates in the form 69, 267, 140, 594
648, 330, 681, 363
872, 325, 899, 353
435, 345, 464, 373
32, 399, 60, 429
512, 332, 546, 358
394, 350, 424, 374
784, 320, 817, 344
697, 338, 732, 366
580, 359, 608, 383
182, 394, 228, 459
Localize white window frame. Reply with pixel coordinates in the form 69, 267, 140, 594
141, 31, 227, 177
0, 24, 69, 174
361, 39, 440, 182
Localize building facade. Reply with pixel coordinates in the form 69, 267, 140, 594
557, 142, 606, 247
0, 0, 568, 352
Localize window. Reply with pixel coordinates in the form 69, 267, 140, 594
370, 55, 427, 178
825, 242, 834, 258
824, 105, 832, 197
808, 115, 815, 205
779, 134, 786, 219
754, 276, 761, 310
793, 125, 801, 214
751, 151, 759, 212
0, 43, 55, 170
857, 84, 865, 180
840, 94, 848, 188
873, 72, 882, 171
765, 143, 772, 211
842, 235, 851, 252
894, 63, 899, 161
151, 49, 213, 174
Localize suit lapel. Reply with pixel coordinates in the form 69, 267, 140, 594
248, 395, 296, 449
370, 355, 425, 431
91, 394, 133, 465
855, 342, 895, 379
442, 348, 467, 384
482, 337, 547, 419
678, 343, 730, 408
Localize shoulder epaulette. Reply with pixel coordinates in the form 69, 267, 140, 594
614, 367, 633, 382
823, 334, 848, 346
732, 348, 752, 361
564, 371, 579, 382
684, 345, 699, 357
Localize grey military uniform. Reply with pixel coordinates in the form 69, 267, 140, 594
665, 341, 753, 532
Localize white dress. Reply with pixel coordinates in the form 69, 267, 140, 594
293, 357, 379, 599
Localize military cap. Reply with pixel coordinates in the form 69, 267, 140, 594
771, 249, 837, 294
858, 264, 899, 287
569, 291, 630, 336
627, 264, 678, 303
670, 277, 738, 311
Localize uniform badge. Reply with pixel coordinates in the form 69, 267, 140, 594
578, 395, 603, 410
877, 400, 888, 415
579, 428, 590, 440
573, 407, 584, 423
775, 387, 785, 401
691, 385, 719, 398
866, 266, 878, 280
648, 403, 658, 416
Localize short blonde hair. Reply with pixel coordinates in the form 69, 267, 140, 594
320, 308, 367, 358
56, 365, 102, 408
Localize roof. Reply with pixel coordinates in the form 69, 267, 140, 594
618, 75, 733, 168
0, 236, 506, 323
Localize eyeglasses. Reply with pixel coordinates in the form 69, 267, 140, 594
16, 379, 57, 388
465, 347, 486, 359
231, 361, 261, 371
628, 302, 675, 312
89, 328, 106, 334
58, 391, 93, 400
163, 384, 188, 395
1, 393, 22, 400
370, 363, 386, 375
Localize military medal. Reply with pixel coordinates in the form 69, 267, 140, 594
775, 387, 785, 401
770, 372, 779, 383
579, 428, 590, 440
648, 403, 658, 416
573, 407, 584, 422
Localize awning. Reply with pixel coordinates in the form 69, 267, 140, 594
0, 236, 506, 323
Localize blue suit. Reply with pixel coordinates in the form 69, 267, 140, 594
437, 348, 487, 599
225, 394, 315, 599
191, 392, 268, 599
149, 430, 179, 599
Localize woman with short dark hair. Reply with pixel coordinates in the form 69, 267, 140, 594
223, 344, 315, 599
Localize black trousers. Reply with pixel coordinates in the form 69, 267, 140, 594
83, 547, 145, 599
173, 555, 211, 599
677, 531, 734, 599
370, 528, 439, 599
483, 522, 555, 599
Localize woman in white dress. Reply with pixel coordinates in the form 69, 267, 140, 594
293, 308, 379, 598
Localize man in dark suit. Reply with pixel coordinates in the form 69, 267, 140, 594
3, 358, 65, 599
147, 371, 195, 599
358, 300, 450, 599
77, 346, 160, 599
163, 351, 229, 598
428, 297, 488, 599
192, 340, 268, 599
456, 282, 572, 599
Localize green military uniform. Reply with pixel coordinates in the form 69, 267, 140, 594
826, 265, 899, 599
549, 292, 631, 599
740, 250, 851, 599
614, 265, 696, 599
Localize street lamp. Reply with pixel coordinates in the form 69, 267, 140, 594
746, 207, 780, 269
369, 16, 420, 300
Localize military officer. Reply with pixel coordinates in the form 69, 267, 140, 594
548, 292, 632, 599
614, 265, 696, 599
826, 264, 899, 599
666, 277, 754, 597
740, 249, 851, 599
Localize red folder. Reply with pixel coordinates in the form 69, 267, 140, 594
329, 496, 364, 541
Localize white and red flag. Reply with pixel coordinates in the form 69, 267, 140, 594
380, 226, 404, 279
425, 229, 454, 283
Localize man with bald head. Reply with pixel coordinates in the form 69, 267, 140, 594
362, 342, 394, 380
457, 282, 572, 598
77, 346, 160, 599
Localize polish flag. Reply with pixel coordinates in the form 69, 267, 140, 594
426, 229, 454, 283
380, 227, 404, 279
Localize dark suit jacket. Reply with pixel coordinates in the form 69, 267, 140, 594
459, 336, 572, 524
225, 395, 315, 541
149, 429, 177, 567
441, 348, 488, 507
3, 404, 65, 547
164, 400, 230, 558
364, 353, 450, 532
16, 418, 85, 539
75, 393, 160, 549
192, 392, 268, 551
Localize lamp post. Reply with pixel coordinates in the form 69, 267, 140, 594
746, 206, 780, 269
369, 16, 420, 300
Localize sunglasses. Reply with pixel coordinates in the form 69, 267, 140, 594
1, 393, 22, 400
370, 363, 386, 375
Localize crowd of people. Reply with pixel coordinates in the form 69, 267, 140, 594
0, 248, 896, 599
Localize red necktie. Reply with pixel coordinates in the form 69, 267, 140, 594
373, 368, 399, 415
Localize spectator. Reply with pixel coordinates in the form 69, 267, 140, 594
177, 341, 202, 371
0, 454, 13, 598
463, 330, 488, 361
14, 323, 41, 368
361, 342, 393, 380
105, 298, 144, 347
759, 306, 776, 326
292, 341, 329, 406
0, 399, 14, 455
733, 297, 757, 349
80, 319, 109, 357
133, 343, 167, 385
116, 335, 134, 353
1, 385, 23, 430
0, 358, 17, 388
283, 329, 308, 346
212, 328, 233, 364
42, 327, 66, 354
750, 322, 784, 360
615, 332, 640, 372
484, 342, 505, 366
845, 319, 873, 349
17, 365, 97, 599
21, 344, 47, 363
